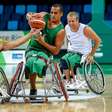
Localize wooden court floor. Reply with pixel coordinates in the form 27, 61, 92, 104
0, 75, 112, 112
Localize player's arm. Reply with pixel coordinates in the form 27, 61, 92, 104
36, 29, 65, 55
84, 26, 101, 63
84, 26, 101, 56
3, 29, 39, 50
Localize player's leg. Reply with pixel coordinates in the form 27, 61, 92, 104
60, 52, 82, 89
25, 51, 48, 100
60, 53, 71, 84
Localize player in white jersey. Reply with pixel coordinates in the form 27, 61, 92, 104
60, 11, 101, 88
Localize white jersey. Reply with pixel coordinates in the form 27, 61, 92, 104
65, 23, 92, 55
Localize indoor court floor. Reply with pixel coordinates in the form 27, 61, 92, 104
0, 75, 112, 112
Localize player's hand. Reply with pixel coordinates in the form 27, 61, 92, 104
86, 53, 94, 64
35, 34, 46, 44
26, 12, 34, 20
30, 28, 42, 35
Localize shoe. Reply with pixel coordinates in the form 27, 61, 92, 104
64, 80, 74, 90
65, 79, 84, 90
74, 79, 82, 85
74, 80, 88, 89
30, 89, 37, 100
52, 85, 61, 94
64, 80, 70, 85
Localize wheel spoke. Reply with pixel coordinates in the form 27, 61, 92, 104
84, 60, 105, 94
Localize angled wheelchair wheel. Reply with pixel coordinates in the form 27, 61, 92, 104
0, 67, 9, 96
9, 61, 23, 95
53, 63, 68, 101
84, 60, 105, 94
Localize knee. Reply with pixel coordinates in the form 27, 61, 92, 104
33, 59, 46, 76
33, 59, 45, 67
60, 59, 68, 69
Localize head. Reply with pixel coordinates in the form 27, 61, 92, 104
67, 11, 79, 29
50, 4, 63, 23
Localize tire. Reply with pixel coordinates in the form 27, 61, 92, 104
0, 67, 10, 101
84, 60, 105, 94
54, 63, 68, 101
9, 61, 23, 95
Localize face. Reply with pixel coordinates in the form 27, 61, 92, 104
0, 43, 3, 51
67, 16, 79, 29
50, 6, 63, 23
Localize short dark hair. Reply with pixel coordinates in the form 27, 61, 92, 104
52, 4, 63, 12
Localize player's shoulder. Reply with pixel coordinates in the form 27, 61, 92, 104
80, 23, 88, 28
65, 24, 69, 28
65, 24, 71, 32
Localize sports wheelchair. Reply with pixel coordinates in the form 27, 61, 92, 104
0, 56, 105, 103
0, 56, 68, 103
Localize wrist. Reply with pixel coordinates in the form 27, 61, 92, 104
26, 32, 32, 38
89, 51, 95, 56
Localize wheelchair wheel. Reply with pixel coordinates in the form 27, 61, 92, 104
9, 61, 23, 95
53, 63, 68, 101
0, 67, 10, 100
84, 60, 105, 94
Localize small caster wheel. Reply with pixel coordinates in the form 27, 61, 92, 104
4, 98, 10, 102
74, 89, 78, 94
24, 97, 30, 103
44, 97, 48, 103
57, 94, 62, 98
1, 99, 6, 104
58, 96, 61, 99
86, 89, 89, 93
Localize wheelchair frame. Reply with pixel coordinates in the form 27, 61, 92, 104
0, 57, 105, 103
0, 57, 68, 103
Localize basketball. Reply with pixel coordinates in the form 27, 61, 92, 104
29, 19, 45, 29
27, 12, 46, 29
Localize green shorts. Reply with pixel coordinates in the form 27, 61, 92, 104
25, 50, 49, 78
61, 52, 82, 70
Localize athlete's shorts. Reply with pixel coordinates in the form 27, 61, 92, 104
60, 52, 82, 70
25, 50, 49, 78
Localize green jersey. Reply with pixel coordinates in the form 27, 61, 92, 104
26, 13, 64, 55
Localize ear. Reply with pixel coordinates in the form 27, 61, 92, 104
61, 12, 63, 17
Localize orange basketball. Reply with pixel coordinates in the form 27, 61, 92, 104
27, 12, 46, 29
29, 19, 45, 29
